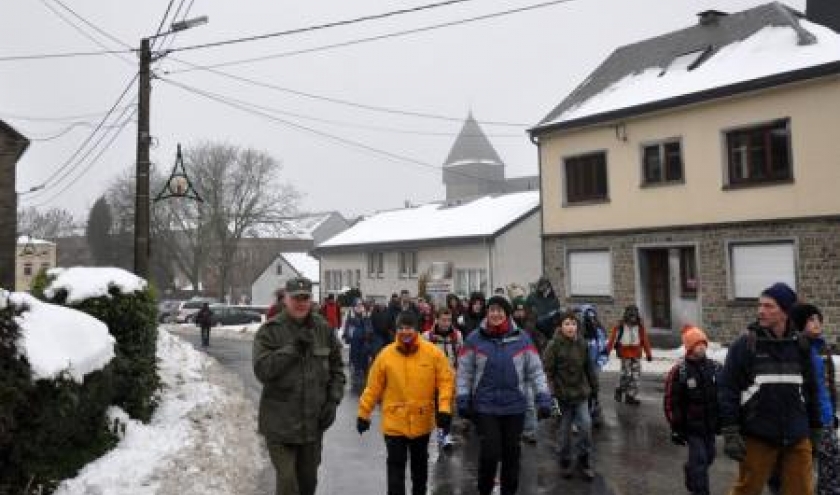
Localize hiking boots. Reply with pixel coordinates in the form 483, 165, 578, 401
521, 431, 537, 444
578, 455, 595, 481
560, 458, 573, 479
624, 395, 641, 406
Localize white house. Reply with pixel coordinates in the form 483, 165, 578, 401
314, 191, 541, 304
251, 252, 321, 305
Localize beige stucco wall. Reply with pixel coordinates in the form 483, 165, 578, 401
539, 77, 840, 234
15, 241, 56, 291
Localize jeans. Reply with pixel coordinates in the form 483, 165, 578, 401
200, 325, 211, 346
384, 434, 430, 495
475, 414, 525, 495
557, 401, 592, 462
685, 434, 715, 495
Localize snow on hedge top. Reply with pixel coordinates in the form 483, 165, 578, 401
319, 191, 539, 248
45, 267, 147, 303
551, 22, 840, 125
7, 292, 115, 383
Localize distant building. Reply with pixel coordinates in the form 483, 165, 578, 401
442, 112, 537, 202
315, 191, 541, 305
251, 252, 321, 305
15, 236, 56, 291
529, 1, 840, 343
0, 120, 29, 290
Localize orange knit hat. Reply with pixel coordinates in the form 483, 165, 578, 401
681, 325, 708, 355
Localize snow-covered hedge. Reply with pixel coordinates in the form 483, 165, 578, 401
34, 267, 161, 422
0, 289, 119, 494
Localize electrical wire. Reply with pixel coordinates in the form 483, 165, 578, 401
153, 0, 188, 51
25, 107, 137, 208
161, 77, 506, 184
150, 0, 176, 50
18, 121, 131, 142
0, 48, 131, 62
0, 107, 134, 122
168, 0, 482, 54
50, 0, 132, 48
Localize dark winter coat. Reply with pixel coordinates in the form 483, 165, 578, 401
195, 306, 213, 328
253, 311, 346, 444
542, 333, 597, 404
807, 336, 837, 427
718, 323, 821, 447
461, 292, 486, 336
664, 357, 722, 436
370, 304, 393, 346
525, 277, 560, 320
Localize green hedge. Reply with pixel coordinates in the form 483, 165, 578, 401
0, 298, 118, 494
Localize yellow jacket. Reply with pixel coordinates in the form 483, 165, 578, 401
358, 338, 454, 438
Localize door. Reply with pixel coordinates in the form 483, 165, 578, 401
647, 249, 671, 328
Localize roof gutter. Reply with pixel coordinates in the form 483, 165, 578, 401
528, 60, 840, 137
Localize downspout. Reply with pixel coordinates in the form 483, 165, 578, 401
529, 132, 546, 277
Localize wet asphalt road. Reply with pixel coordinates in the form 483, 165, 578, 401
170, 328, 754, 495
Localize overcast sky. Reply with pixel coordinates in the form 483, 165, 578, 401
2, 0, 805, 222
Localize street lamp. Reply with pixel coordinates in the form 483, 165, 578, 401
134, 16, 207, 279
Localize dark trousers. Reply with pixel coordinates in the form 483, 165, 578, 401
685, 434, 715, 495
384, 434, 430, 495
266, 440, 322, 495
475, 413, 525, 495
200, 325, 211, 346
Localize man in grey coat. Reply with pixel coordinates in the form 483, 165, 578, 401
253, 277, 346, 495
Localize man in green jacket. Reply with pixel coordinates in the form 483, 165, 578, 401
253, 277, 346, 495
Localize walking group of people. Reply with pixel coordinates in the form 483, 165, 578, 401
252, 276, 838, 495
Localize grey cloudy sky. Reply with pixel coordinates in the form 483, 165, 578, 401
2, 0, 804, 221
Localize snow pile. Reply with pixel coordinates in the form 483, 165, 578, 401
45, 267, 147, 303
553, 22, 840, 124
54, 329, 267, 495
9, 292, 115, 383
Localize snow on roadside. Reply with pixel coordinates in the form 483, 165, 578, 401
54, 329, 268, 495
602, 342, 729, 375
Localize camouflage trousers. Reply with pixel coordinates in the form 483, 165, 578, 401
266, 439, 322, 495
618, 358, 641, 399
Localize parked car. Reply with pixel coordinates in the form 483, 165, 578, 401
194, 304, 261, 327
157, 299, 184, 323
176, 298, 216, 323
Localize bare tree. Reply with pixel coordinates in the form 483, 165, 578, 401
17, 207, 77, 241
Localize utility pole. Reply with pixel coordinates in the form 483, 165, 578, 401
134, 37, 152, 278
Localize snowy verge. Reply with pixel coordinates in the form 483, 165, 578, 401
54, 329, 268, 495
165, 322, 262, 341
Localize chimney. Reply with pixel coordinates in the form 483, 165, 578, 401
697, 10, 728, 26
807, 0, 840, 33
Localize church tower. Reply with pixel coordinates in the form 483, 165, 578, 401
442, 112, 505, 201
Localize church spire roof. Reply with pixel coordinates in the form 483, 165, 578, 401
443, 112, 504, 167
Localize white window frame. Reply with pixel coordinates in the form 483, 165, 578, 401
728, 240, 797, 300
567, 249, 612, 297
455, 268, 487, 296
399, 251, 418, 279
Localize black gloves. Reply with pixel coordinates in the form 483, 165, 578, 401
537, 405, 552, 420
722, 425, 746, 462
356, 417, 370, 435
318, 403, 337, 430
670, 431, 687, 446
436, 412, 452, 431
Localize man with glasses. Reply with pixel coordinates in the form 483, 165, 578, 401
253, 277, 346, 495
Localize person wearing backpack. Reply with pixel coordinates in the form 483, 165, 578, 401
606, 304, 653, 405
663, 325, 722, 495
578, 304, 609, 426
790, 303, 839, 495
719, 282, 822, 495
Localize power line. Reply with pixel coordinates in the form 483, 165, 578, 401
166, 0, 575, 72
25, 107, 137, 208
0, 48, 131, 62
152, 0, 188, 51
150, 0, 176, 50
50, 0, 132, 49
168, 0, 482, 53
0, 107, 133, 122
18, 120, 131, 142
160, 78, 507, 185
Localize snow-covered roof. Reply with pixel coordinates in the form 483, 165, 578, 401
534, 3, 840, 131
3, 291, 115, 383
17, 235, 54, 246
280, 252, 320, 282
318, 191, 539, 249
244, 213, 335, 239
44, 267, 147, 304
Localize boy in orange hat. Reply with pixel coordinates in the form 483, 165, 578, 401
663, 325, 722, 495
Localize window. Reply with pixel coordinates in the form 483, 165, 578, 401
276, 263, 283, 275
568, 250, 612, 297
345, 270, 353, 289
367, 252, 384, 278
355, 269, 361, 288
679, 247, 698, 297
642, 140, 683, 184
399, 251, 418, 278
455, 269, 487, 296
564, 151, 608, 203
726, 119, 792, 186
324, 270, 343, 291
23, 263, 33, 277
730, 241, 796, 299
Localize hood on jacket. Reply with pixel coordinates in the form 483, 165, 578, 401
467, 292, 487, 318
535, 276, 556, 299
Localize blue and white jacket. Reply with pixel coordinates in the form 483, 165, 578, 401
456, 318, 551, 416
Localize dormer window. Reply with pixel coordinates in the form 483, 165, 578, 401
659, 46, 714, 76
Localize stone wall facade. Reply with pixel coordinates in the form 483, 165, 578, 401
0, 123, 28, 290
543, 216, 840, 344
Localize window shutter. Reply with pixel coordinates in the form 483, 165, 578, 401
731, 242, 796, 298
569, 251, 612, 296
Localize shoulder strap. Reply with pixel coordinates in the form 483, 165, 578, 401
678, 358, 688, 384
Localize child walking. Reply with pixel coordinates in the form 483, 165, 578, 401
663, 326, 721, 495
542, 310, 598, 480
607, 304, 653, 405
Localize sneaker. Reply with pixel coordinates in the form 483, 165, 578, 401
614, 388, 623, 402
521, 431, 537, 444
442, 434, 454, 452
625, 395, 641, 406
